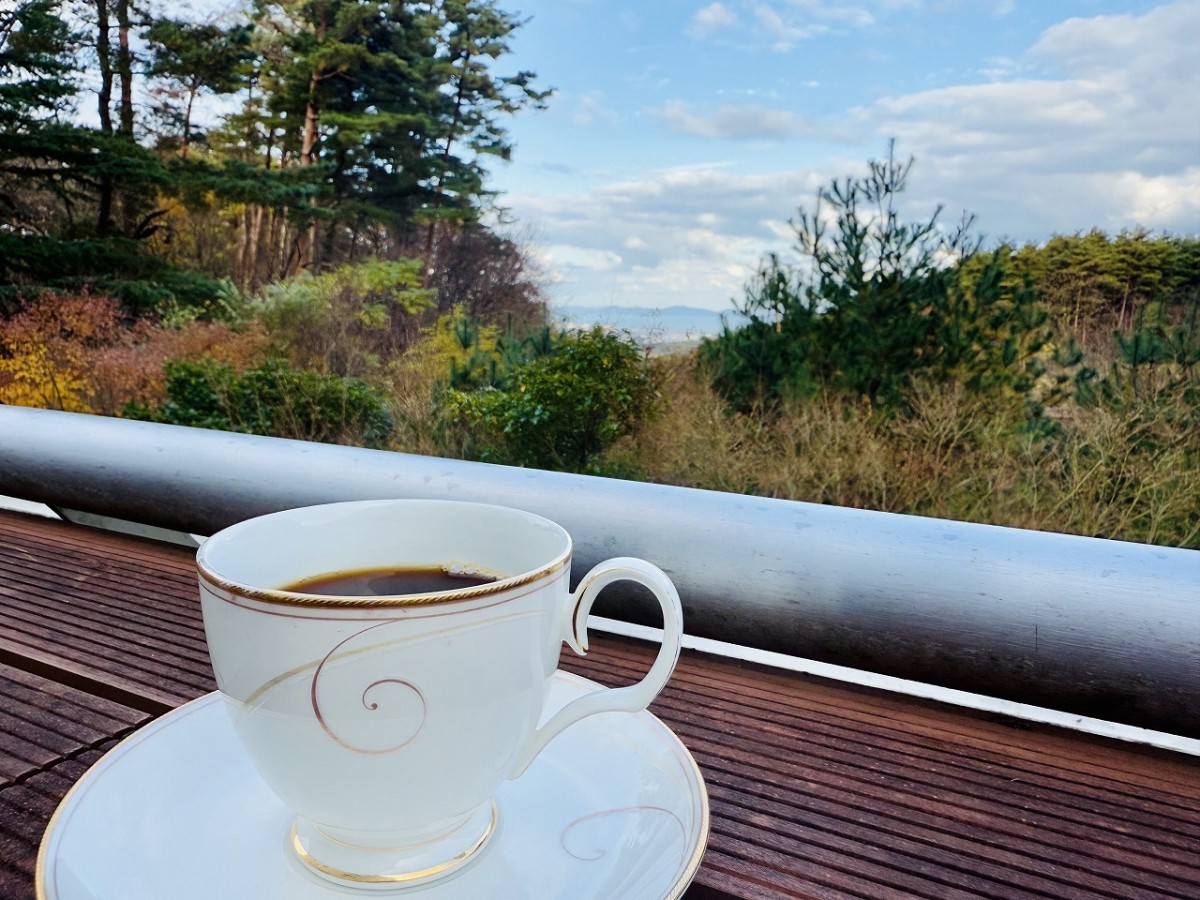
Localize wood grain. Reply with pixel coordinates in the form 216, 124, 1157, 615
1, 509, 1197, 899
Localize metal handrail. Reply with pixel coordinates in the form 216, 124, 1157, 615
1, 405, 1197, 736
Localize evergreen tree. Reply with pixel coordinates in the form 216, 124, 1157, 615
418, 0, 550, 252
1, 0, 550, 310
701, 144, 1052, 411
1002, 230, 1199, 342
242, 0, 550, 268
0, 1, 322, 308
0, 0, 76, 129
0, 0, 183, 309
143, 18, 254, 159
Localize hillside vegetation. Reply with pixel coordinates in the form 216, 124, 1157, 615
0, 4, 1195, 548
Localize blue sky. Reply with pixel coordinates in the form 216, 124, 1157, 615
479, 1, 1199, 313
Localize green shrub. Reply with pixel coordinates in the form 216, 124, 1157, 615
439, 327, 660, 472
125, 357, 393, 447
251, 258, 434, 377
0, 234, 228, 315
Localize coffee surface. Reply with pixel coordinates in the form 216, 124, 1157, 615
282, 566, 499, 597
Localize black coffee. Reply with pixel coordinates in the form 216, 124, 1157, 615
282, 566, 500, 597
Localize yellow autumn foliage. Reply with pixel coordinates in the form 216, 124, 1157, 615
0, 292, 124, 412
0, 344, 93, 411
0, 291, 272, 415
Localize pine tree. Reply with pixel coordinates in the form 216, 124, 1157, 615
701, 144, 1052, 411
143, 18, 254, 159
241, 0, 550, 269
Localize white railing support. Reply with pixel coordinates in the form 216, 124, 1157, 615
1, 406, 1197, 736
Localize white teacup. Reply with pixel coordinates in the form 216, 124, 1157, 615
196, 499, 683, 890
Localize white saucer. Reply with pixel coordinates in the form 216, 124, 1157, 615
37, 672, 709, 900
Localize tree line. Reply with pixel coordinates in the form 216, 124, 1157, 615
701, 145, 1199, 418
2, 10, 1196, 547
0, 0, 549, 314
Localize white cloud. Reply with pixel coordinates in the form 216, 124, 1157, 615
682, 227, 734, 257
1111, 168, 1200, 228
569, 91, 620, 128
542, 245, 623, 272
507, 165, 824, 309
749, 4, 829, 50
688, 0, 897, 51
687, 3, 738, 40
814, 5, 876, 28
857, 1, 1200, 237
615, 256, 754, 305
654, 100, 809, 139
760, 218, 794, 240
1030, 9, 1153, 75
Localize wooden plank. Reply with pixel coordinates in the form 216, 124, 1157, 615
0, 640, 196, 715
0, 743, 115, 900
0, 548, 206, 633
649, 683, 1200, 841
0, 665, 148, 787
0, 598, 214, 681
2, 509, 1199, 900
684, 848, 864, 900
568, 649, 1200, 805
696, 757, 1200, 890
0, 513, 216, 707
705, 783, 1195, 900
564, 642, 1200, 800
0, 513, 197, 570
0, 531, 204, 638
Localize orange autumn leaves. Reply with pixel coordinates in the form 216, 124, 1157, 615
0, 292, 268, 414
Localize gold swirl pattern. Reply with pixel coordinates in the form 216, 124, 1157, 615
559, 806, 687, 861
310, 624, 428, 754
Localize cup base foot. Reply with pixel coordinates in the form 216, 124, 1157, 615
290, 801, 497, 891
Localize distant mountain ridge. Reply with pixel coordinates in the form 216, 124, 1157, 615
551, 305, 747, 343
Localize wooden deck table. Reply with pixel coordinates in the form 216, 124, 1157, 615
1, 509, 1198, 899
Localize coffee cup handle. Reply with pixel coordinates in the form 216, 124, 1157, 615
509, 557, 683, 777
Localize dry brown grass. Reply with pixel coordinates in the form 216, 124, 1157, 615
610, 354, 1198, 548
379, 338, 458, 458
389, 335, 1197, 548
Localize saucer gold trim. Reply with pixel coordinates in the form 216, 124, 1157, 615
670, 753, 710, 900
34, 775, 71, 900
35, 696, 217, 900
36, 682, 709, 900
289, 802, 496, 884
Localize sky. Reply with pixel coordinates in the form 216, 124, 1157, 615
477, 1, 1200, 314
